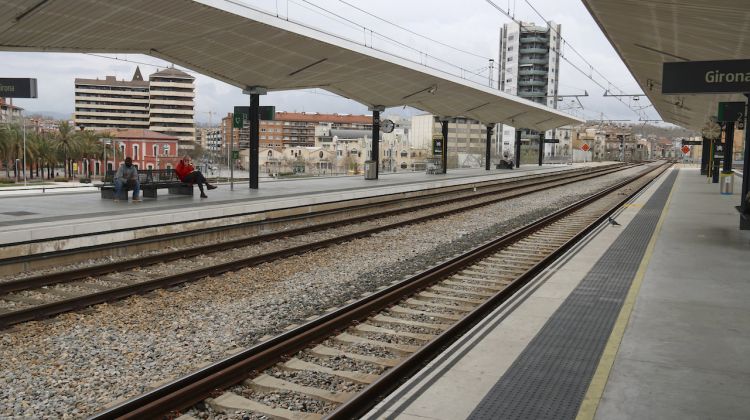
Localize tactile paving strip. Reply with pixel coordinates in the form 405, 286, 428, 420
468, 169, 679, 420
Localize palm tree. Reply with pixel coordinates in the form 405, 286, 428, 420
55, 121, 77, 178
0, 125, 11, 179
33, 132, 57, 179
0, 124, 22, 180
75, 130, 104, 178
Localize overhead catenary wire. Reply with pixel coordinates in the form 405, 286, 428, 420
485, 0, 653, 120
293, 0, 488, 81
336, 0, 490, 60
520, 0, 653, 119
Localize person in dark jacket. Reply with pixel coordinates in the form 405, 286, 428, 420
175, 156, 217, 198
114, 157, 141, 202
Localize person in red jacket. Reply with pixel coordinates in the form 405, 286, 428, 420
174, 156, 217, 198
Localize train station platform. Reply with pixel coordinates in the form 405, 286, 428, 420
365, 166, 750, 420
0, 164, 598, 253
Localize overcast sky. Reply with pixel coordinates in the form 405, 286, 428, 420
1, 0, 661, 125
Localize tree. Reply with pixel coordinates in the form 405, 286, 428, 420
75, 130, 105, 177
0, 124, 22, 180
34, 132, 57, 179
182, 143, 205, 160
55, 121, 79, 178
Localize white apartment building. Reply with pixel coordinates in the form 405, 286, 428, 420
74, 68, 150, 130
410, 114, 490, 169
74, 66, 196, 148
498, 21, 562, 159
148, 67, 196, 147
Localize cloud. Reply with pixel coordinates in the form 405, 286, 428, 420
0, 0, 658, 124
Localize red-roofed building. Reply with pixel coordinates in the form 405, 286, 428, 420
220, 111, 373, 151
0, 97, 23, 123
111, 129, 180, 171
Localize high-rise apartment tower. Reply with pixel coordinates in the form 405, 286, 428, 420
497, 21, 562, 158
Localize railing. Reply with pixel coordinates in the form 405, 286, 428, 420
519, 57, 549, 65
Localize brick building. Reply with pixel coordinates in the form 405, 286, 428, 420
110, 129, 180, 171
220, 112, 373, 154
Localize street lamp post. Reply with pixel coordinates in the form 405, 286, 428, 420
21, 111, 26, 186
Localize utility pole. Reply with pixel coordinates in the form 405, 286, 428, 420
488, 59, 495, 88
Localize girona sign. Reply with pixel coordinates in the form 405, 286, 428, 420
662, 59, 750, 94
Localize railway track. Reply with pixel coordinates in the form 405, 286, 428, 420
89, 162, 671, 420
0, 164, 636, 329
0, 165, 626, 277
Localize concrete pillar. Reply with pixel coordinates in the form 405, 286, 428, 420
242, 86, 267, 189
249, 93, 259, 189
701, 136, 710, 175
515, 130, 522, 169
441, 120, 449, 174
538, 131, 545, 166
723, 121, 735, 174
369, 106, 384, 180
740, 94, 750, 229
485, 123, 494, 170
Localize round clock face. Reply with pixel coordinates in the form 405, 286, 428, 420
381, 119, 395, 133
701, 121, 721, 139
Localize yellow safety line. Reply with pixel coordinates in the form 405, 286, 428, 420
576, 168, 678, 420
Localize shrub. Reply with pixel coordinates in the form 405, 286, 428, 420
54, 177, 69, 182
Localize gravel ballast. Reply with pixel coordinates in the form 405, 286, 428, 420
0, 165, 652, 418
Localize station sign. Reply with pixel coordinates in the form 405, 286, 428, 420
662, 59, 750, 94
717, 101, 745, 122
232, 105, 276, 128
544, 138, 560, 143
432, 136, 444, 156
714, 143, 724, 160
0, 78, 38, 98
681, 139, 702, 146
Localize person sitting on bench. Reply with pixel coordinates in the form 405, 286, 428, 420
114, 157, 141, 202
175, 156, 217, 198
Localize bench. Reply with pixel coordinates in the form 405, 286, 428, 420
100, 169, 194, 199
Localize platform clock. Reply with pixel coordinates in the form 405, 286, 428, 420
381, 119, 395, 133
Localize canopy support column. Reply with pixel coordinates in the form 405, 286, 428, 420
369, 105, 384, 180
485, 123, 494, 170
243, 86, 267, 189
515, 130, 522, 169
538, 131, 545, 166
701, 136, 710, 175
740, 94, 750, 230
441, 119, 449, 174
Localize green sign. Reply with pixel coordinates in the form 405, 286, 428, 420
233, 105, 276, 128
232, 150, 239, 159
260, 106, 275, 121
232, 112, 244, 128
717, 101, 745, 122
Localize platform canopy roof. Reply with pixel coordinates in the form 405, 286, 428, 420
582, 0, 750, 131
0, 0, 582, 130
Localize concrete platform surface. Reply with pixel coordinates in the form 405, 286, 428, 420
0, 164, 594, 246
592, 168, 750, 420
364, 167, 750, 420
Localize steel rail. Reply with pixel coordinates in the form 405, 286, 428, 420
0, 163, 631, 329
327, 162, 671, 419
1, 164, 629, 296
0, 165, 605, 266
88, 162, 669, 420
